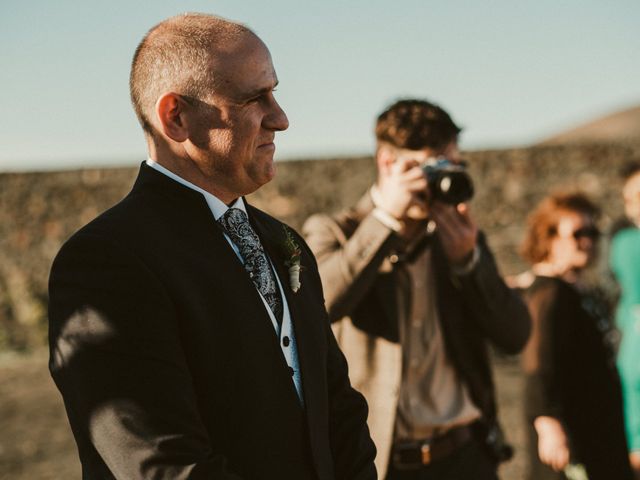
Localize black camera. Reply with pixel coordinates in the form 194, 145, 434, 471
474, 421, 514, 464
422, 158, 474, 205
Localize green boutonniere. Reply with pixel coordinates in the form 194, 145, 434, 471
282, 226, 303, 292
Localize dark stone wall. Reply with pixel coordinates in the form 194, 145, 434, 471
1, 142, 639, 351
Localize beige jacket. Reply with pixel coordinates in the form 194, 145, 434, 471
303, 194, 407, 473
303, 192, 531, 476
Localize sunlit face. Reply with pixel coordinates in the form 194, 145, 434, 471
547, 210, 599, 272
187, 34, 289, 200
623, 172, 640, 225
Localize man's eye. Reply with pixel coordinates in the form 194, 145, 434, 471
248, 90, 276, 104
246, 95, 263, 104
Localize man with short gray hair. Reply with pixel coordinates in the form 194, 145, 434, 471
48, 13, 376, 480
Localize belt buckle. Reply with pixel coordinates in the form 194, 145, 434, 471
393, 441, 425, 470
420, 441, 432, 465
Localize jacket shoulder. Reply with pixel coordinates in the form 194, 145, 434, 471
303, 206, 365, 242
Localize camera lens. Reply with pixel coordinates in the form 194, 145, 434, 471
434, 171, 474, 204
422, 158, 474, 204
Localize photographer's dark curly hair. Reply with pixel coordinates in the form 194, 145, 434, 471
375, 99, 461, 151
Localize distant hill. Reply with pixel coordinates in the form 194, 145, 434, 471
539, 105, 640, 145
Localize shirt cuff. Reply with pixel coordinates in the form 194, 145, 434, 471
372, 207, 404, 233
451, 245, 480, 276
370, 185, 405, 233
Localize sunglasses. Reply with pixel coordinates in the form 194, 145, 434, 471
549, 225, 600, 240
571, 226, 600, 240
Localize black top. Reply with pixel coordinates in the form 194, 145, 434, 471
522, 275, 632, 480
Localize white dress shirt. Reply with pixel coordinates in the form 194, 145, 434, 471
146, 159, 304, 404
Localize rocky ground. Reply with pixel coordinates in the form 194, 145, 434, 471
0, 351, 78, 480
0, 350, 526, 479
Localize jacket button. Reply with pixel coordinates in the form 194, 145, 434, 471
288, 366, 295, 376
282, 336, 290, 347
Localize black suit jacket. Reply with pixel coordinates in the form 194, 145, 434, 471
48, 163, 376, 480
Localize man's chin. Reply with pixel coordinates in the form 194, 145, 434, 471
252, 161, 277, 189
264, 158, 276, 181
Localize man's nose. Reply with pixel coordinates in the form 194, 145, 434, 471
265, 97, 289, 132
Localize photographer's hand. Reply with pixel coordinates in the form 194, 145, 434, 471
430, 202, 478, 266
375, 157, 428, 221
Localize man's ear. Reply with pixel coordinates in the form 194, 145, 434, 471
376, 144, 397, 175
155, 93, 190, 142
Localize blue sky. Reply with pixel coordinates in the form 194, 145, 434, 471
1, 0, 639, 172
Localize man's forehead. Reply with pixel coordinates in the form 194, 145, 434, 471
395, 144, 459, 161
396, 148, 432, 162
209, 33, 269, 67
209, 37, 277, 96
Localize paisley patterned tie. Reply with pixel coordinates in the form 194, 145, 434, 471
218, 208, 283, 325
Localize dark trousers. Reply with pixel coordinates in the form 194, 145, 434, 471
385, 438, 499, 480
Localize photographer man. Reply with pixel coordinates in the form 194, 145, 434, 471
303, 99, 531, 479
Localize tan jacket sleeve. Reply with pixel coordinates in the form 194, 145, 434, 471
302, 211, 399, 322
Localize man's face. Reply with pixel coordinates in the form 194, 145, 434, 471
187, 34, 289, 199
623, 172, 640, 225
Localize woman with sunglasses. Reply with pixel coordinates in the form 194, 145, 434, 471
519, 192, 633, 480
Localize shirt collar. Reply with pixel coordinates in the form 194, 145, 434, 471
146, 158, 246, 220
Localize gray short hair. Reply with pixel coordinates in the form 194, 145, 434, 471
129, 13, 253, 134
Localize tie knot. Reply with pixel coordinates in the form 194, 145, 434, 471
218, 208, 250, 235
221, 207, 248, 223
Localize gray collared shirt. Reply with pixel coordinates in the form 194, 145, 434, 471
395, 247, 481, 440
